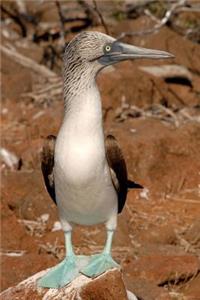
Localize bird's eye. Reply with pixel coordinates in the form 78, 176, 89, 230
105, 45, 111, 52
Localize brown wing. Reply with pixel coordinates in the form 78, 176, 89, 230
41, 135, 56, 204
105, 134, 143, 213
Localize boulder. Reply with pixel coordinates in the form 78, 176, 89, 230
0, 268, 137, 300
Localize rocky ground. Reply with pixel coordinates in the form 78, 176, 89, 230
1, 1, 200, 299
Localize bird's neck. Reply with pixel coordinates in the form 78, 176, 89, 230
62, 79, 103, 138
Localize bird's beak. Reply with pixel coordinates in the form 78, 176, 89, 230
99, 41, 174, 66
109, 41, 174, 62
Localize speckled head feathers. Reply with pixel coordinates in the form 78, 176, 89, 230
64, 31, 115, 65
63, 31, 116, 101
63, 31, 173, 103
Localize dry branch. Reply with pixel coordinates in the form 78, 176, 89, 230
0, 147, 21, 170
115, 98, 200, 127
16, 0, 27, 14
23, 80, 62, 102
78, 0, 99, 26
1, 3, 27, 37
139, 64, 192, 82
117, 0, 187, 39
0, 44, 57, 79
92, 0, 109, 34
55, 0, 66, 43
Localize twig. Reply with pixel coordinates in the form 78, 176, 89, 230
23, 80, 62, 102
55, 0, 66, 43
167, 197, 200, 204
18, 215, 49, 237
176, 6, 200, 13
139, 65, 192, 82
0, 147, 22, 170
117, 0, 187, 40
78, 0, 99, 26
156, 103, 180, 127
16, 0, 27, 14
115, 97, 200, 127
41, 45, 60, 70
92, 0, 109, 35
0, 44, 57, 79
0, 249, 26, 257
1, 4, 27, 37
39, 240, 64, 259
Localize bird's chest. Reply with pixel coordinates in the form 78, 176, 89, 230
54, 135, 116, 225
55, 137, 106, 187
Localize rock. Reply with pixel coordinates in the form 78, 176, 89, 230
124, 255, 200, 285
0, 268, 135, 300
184, 220, 200, 248
136, 224, 177, 245
125, 278, 171, 300
79, 269, 128, 300
181, 273, 200, 299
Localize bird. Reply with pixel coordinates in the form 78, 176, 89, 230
38, 31, 173, 288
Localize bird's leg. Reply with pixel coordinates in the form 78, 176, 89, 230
81, 215, 120, 278
103, 229, 115, 254
38, 230, 88, 288
65, 230, 75, 257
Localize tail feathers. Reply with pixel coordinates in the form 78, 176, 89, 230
127, 180, 143, 189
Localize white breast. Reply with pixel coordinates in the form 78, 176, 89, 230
57, 136, 105, 185
54, 88, 118, 226
54, 136, 117, 226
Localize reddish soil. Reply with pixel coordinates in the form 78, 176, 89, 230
1, 1, 200, 299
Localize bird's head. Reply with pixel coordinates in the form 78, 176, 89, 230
63, 31, 174, 100
64, 31, 173, 74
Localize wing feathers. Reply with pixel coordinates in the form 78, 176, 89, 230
41, 135, 56, 204
105, 134, 143, 213
127, 180, 143, 189
105, 135, 128, 213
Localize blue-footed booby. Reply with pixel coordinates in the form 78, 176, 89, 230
38, 31, 173, 288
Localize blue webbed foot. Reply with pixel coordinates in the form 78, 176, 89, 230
80, 253, 120, 278
38, 255, 88, 288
